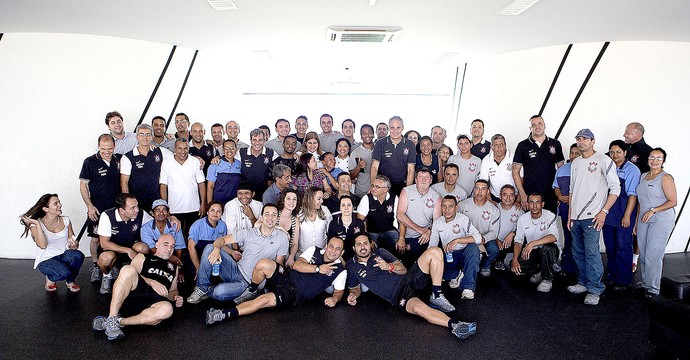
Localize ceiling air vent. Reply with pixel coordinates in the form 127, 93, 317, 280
206, 0, 238, 11
327, 26, 402, 43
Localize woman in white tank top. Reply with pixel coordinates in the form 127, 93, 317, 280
20, 194, 85, 292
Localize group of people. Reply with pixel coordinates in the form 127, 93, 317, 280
18, 111, 677, 341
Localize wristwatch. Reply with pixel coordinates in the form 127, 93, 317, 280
315, 266, 321, 273
601, 209, 609, 215
650, 207, 657, 214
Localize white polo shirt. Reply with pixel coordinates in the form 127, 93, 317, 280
479, 150, 516, 199
159, 156, 206, 213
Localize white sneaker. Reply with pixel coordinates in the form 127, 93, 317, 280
449, 271, 464, 289
461, 289, 475, 300
584, 293, 600, 305
567, 284, 588, 294
479, 268, 490, 277
537, 280, 552, 293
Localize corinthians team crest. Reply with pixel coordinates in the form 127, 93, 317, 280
482, 210, 491, 221
468, 163, 477, 173
510, 213, 519, 223
167, 262, 175, 271
264, 157, 269, 164
131, 223, 139, 232
588, 162, 598, 173
452, 223, 461, 234
154, 154, 161, 163
631, 155, 639, 163
549, 146, 556, 154
403, 147, 409, 156
425, 198, 434, 208
540, 222, 546, 231
386, 205, 393, 213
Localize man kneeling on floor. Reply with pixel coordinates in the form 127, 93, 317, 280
93, 234, 182, 340
206, 237, 347, 325
346, 233, 477, 339
510, 193, 560, 292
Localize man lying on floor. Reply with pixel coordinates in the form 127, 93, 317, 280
92, 234, 182, 340
346, 233, 477, 340
205, 237, 347, 325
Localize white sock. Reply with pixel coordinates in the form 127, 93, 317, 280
633, 254, 639, 263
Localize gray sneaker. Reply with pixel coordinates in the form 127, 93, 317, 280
479, 268, 491, 277
99, 276, 113, 294
530, 273, 542, 284
206, 308, 226, 325
90, 266, 102, 283
187, 286, 209, 304
105, 316, 124, 340
537, 280, 553, 293
494, 261, 505, 271
449, 271, 464, 289
461, 289, 475, 300
429, 293, 456, 312
567, 284, 588, 294
584, 293, 600, 305
233, 287, 258, 305
92, 315, 107, 331
451, 321, 477, 339
109, 266, 120, 280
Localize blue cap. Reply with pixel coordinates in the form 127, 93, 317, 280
575, 129, 594, 139
151, 199, 169, 210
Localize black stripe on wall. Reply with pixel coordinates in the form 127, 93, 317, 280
554, 42, 610, 139
453, 63, 467, 131
137, 45, 177, 126
0, 33, 4, 43
671, 186, 690, 251
539, 44, 572, 116
167, 50, 199, 130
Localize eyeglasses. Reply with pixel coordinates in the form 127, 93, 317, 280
137, 133, 153, 137
371, 185, 386, 189
648, 156, 664, 161
223, 147, 237, 151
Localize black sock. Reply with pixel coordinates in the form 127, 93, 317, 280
448, 318, 458, 328
223, 308, 239, 320
432, 285, 442, 297
247, 282, 260, 292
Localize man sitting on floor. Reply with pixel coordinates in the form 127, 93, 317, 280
92, 234, 182, 340
205, 237, 347, 325
346, 234, 477, 340
510, 193, 560, 293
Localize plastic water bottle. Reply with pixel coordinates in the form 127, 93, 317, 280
445, 251, 454, 263
212, 263, 220, 276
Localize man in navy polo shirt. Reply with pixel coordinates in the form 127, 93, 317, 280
346, 234, 477, 340
188, 122, 218, 176
357, 175, 399, 254
96, 193, 153, 294
80, 134, 123, 282
370, 116, 416, 196
512, 115, 565, 213
237, 128, 277, 201
470, 119, 491, 160
121, 124, 173, 212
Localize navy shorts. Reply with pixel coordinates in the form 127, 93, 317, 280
392, 262, 430, 310
266, 264, 298, 309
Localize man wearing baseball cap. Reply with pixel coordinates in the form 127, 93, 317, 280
567, 129, 621, 305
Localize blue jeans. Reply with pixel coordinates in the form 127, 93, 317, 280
443, 243, 480, 291
37, 250, 85, 283
370, 230, 400, 254
197, 244, 249, 301
481, 240, 499, 270
571, 220, 605, 295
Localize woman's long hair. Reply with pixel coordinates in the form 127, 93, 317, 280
300, 187, 325, 221
278, 189, 301, 217
295, 153, 314, 178
303, 131, 323, 156
20, 193, 57, 238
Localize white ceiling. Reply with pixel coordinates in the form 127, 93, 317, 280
2, 0, 689, 67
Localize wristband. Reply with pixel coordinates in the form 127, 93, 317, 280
388, 263, 394, 272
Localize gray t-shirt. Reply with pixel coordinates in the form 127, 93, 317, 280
402, 184, 440, 238
447, 153, 482, 195
569, 152, 621, 220
498, 204, 524, 241
431, 182, 469, 207
235, 228, 289, 282
349, 145, 373, 197
458, 198, 500, 241
514, 210, 559, 249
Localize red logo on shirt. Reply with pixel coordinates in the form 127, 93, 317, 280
469, 163, 477, 173
510, 213, 518, 223
425, 198, 434, 208
588, 162, 598, 173
549, 146, 556, 154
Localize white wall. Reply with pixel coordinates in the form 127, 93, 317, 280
1, 33, 688, 258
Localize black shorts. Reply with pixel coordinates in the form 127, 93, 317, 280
266, 264, 298, 309
96, 243, 142, 266
392, 263, 430, 310
120, 276, 169, 317
86, 218, 99, 238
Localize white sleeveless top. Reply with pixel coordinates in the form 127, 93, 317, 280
33, 216, 70, 269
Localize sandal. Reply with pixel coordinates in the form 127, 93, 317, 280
45, 277, 57, 292
66, 282, 81, 293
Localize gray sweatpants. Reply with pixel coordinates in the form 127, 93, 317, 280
636, 220, 673, 294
